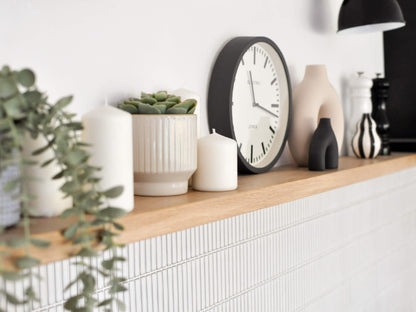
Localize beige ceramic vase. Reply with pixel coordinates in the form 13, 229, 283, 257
288, 65, 344, 166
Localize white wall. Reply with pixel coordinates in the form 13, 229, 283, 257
0, 0, 384, 164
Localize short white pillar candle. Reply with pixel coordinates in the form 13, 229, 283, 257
82, 105, 134, 212
192, 129, 237, 192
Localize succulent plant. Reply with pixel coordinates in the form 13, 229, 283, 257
118, 91, 197, 114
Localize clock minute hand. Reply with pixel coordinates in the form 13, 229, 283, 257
248, 71, 257, 106
253, 103, 279, 118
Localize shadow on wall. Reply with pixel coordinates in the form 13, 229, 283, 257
309, 0, 334, 34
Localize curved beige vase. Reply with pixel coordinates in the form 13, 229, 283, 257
288, 65, 344, 166
132, 115, 197, 196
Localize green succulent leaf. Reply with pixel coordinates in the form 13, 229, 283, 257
16, 256, 40, 269
103, 186, 124, 198
60, 207, 81, 218
153, 104, 167, 114
63, 223, 78, 239
54, 95, 73, 110
30, 239, 51, 248
172, 98, 196, 112
0, 271, 26, 281
119, 104, 138, 114
17, 69, 35, 87
166, 95, 181, 103
101, 259, 114, 270
3, 94, 27, 119
3, 179, 19, 192
5, 292, 26, 305
0, 76, 18, 99
99, 207, 127, 219
7, 237, 28, 248
113, 222, 124, 231
77, 247, 97, 258
98, 299, 113, 307
155, 91, 167, 102
63, 295, 81, 310
138, 103, 160, 114
166, 107, 187, 114
140, 96, 157, 105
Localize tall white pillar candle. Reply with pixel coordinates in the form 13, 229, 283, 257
23, 135, 71, 217
192, 130, 237, 191
82, 106, 134, 212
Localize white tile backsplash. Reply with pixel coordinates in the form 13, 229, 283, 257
2, 167, 416, 311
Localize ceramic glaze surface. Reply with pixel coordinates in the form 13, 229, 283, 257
132, 115, 197, 196
22, 135, 72, 217
352, 113, 381, 159
347, 73, 373, 156
288, 65, 344, 166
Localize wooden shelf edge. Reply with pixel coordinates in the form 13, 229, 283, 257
1, 153, 416, 270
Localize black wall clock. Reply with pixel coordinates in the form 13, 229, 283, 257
208, 36, 292, 174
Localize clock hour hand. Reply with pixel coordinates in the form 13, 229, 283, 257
253, 103, 279, 118
248, 71, 257, 106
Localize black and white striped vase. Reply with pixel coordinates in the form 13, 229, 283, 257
351, 113, 381, 159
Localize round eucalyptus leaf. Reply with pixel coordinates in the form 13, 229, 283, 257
17, 69, 35, 87
0, 76, 18, 99
0, 65, 10, 76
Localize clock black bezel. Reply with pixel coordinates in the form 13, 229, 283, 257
208, 36, 292, 174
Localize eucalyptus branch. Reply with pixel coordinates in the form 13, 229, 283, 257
0, 66, 128, 312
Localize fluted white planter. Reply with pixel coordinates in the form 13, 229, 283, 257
132, 115, 197, 196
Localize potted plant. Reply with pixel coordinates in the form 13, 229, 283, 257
118, 91, 197, 196
0, 66, 128, 311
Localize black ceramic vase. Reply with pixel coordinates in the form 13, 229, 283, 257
308, 118, 339, 171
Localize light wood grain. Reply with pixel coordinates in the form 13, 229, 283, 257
1, 153, 416, 270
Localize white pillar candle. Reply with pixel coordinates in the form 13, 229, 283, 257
192, 130, 237, 192
82, 105, 134, 212
23, 135, 72, 217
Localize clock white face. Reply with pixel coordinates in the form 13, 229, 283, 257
231, 42, 289, 169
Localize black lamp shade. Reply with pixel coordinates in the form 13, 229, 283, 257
338, 0, 405, 34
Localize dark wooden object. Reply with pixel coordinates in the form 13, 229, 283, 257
371, 75, 391, 155
384, 0, 416, 151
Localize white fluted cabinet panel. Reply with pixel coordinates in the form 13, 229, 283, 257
2, 167, 416, 311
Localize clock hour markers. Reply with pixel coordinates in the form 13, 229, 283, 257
271, 104, 279, 108
239, 143, 242, 150
271, 78, 277, 85
269, 126, 275, 134
241, 57, 245, 65
253, 47, 256, 65
264, 57, 269, 68
251, 145, 253, 163
261, 142, 266, 154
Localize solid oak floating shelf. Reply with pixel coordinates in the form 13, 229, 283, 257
2, 153, 416, 270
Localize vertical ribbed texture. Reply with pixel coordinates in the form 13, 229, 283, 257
2, 167, 416, 311
132, 115, 197, 174
0, 164, 20, 227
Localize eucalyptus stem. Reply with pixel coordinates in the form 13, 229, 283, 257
0, 66, 127, 312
